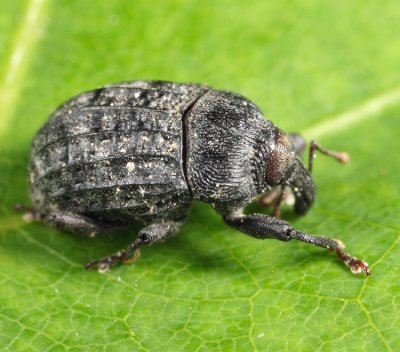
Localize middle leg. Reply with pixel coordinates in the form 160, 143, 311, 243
85, 219, 185, 272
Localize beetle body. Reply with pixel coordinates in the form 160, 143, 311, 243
26, 81, 369, 275
30, 81, 310, 222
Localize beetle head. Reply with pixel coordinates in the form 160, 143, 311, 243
264, 130, 315, 215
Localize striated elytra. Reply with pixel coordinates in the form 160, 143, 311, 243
23, 81, 370, 275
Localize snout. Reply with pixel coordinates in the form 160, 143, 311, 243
293, 183, 315, 215
290, 158, 316, 216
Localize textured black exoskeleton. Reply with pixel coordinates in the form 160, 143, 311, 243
24, 81, 370, 275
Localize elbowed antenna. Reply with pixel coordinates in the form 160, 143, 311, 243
308, 140, 350, 173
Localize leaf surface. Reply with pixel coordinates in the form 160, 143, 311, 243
1, 1, 399, 351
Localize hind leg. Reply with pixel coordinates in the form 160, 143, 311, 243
15, 203, 125, 236
85, 219, 186, 272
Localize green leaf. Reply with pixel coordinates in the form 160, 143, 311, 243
1, 1, 399, 351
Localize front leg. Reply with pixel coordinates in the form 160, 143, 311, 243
223, 210, 370, 276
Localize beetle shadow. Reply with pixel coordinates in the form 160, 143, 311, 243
77, 202, 235, 272
5, 208, 238, 275
5, 201, 349, 277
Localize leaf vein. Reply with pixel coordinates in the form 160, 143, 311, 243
303, 86, 400, 139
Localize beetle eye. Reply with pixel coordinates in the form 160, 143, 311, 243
265, 132, 295, 186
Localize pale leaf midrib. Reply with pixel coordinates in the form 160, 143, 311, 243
303, 86, 400, 139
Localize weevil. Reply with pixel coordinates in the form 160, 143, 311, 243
19, 81, 370, 275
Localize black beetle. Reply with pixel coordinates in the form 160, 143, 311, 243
20, 80, 370, 275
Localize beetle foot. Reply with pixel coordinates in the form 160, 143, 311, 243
14, 203, 43, 222
85, 249, 140, 273
122, 248, 141, 264
85, 250, 128, 272
335, 248, 371, 276
258, 186, 295, 219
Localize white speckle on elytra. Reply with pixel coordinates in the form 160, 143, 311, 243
169, 142, 178, 151
126, 162, 135, 172
138, 186, 146, 196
